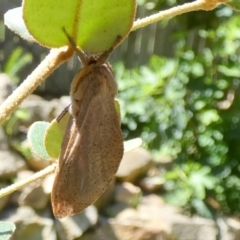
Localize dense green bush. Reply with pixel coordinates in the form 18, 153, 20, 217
116, 14, 240, 217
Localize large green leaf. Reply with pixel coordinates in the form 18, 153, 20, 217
22, 0, 136, 52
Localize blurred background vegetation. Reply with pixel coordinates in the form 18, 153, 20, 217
1, 0, 240, 218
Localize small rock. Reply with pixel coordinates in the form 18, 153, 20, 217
217, 216, 240, 240
18, 180, 49, 210
141, 194, 165, 206
52, 96, 71, 118
140, 195, 217, 240
0, 126, 9, 150
27, 153, 51, 171
116, 147, 152, 182
78, 231, 101, 240
0, 183, 10, 212
17, 170, 35, 180
20, 94, 59, 127
21, 140, 51, 170
42, 173, 55, 195
5, 206, 56, 240
139, 176, 165, 192
0, 150, 27, 178
104, 202, 130, 218
94, 178, 115, 211
114, 182, 142, 207
0, 73, 14, 104
8, 170, 35, 206
171, 217, 217, 240
99, 217, 172, 240
103, 196, 167, 239
55, 205, 98, 240
16, 172, 53, 210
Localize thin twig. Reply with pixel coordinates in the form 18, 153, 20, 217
132, 0, 223, 31
0, 163, 56, 199
0, 47, 74, 124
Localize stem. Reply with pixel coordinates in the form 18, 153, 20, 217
132, 0, 224, 31
0, 46, 74, 125
0, 163, 56, 199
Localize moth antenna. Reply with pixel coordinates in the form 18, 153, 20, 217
97, 35, 122, 65
62, 27, 88, 66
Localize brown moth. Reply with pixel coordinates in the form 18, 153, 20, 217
51, 32, 123, 218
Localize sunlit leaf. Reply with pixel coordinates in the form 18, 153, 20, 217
44, 110, 70, 159
27, 122, 51, 160
23, 0, 136, 52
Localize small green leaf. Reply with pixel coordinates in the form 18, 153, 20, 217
0, 221, 16, 240
27, 121, 51, 160
44, 111, 71, 159
197, 109, 220, 126
3, 47, 32, 83
191, 199, 212, 218
44, 120, 63, 159
23, 0, 136, 52
4, 7, 35, 42
225, 0, 240, 11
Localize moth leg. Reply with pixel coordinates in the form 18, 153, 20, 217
62, 27, 88, 66
56, 104, 71, 122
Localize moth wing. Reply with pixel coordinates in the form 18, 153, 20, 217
52, 86, 123, 218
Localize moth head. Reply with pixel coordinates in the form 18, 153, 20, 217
87, 56, 98, 65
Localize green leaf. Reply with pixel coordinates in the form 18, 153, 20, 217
218, 65, 240, 77
197, 109, 220, 126
44, 120, 63, 159
3, 47, 32, 83
23, 0, 136, 52
27, 121, 51, 160
4, 7, 35, 42
191, 199, 212, 218
164, 188, 192, 207
225, 0, 240, 12
44, 110, 71, 159
0, 221, 16, 240
189, 167, 216, 199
